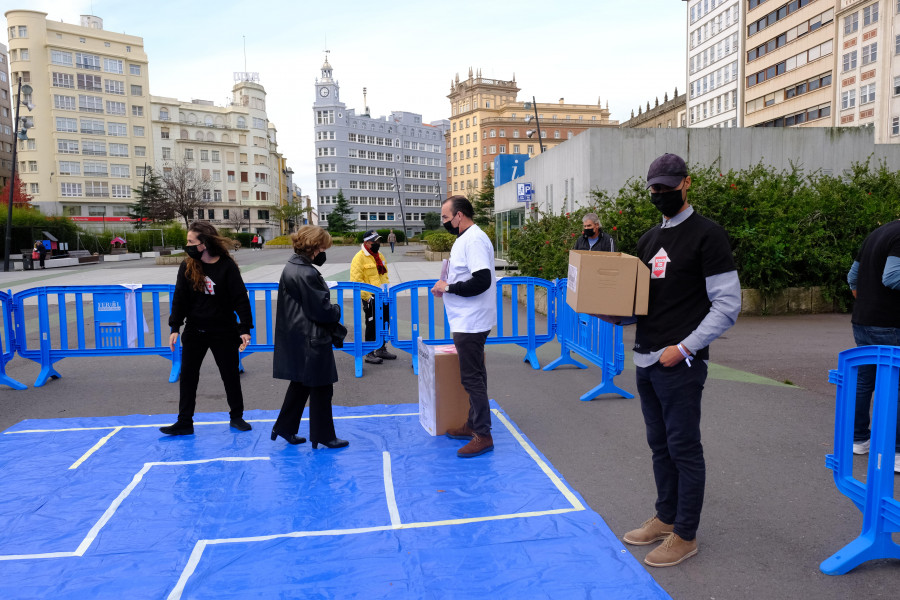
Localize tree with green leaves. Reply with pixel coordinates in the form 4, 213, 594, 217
129, 167, 167, 228
327, 189, 354, 235
423, 211, 442, 230
271, 202, 305, 234
473, 169, 494, 227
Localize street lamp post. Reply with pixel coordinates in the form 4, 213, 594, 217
4, 78, 34, 272
391, 170, 409, 246
524, 96, 545, 154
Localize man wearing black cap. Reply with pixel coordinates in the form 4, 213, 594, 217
350, 230, 396, 364
611, 153, 740, 567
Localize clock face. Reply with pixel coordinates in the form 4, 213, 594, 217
319, 87, 330, 97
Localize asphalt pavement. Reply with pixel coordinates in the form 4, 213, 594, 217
0, 246, 896, 599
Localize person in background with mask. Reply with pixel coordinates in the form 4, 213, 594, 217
350, 230, 397, 365
272, 225, 348, 449
162, 221, 254, 436
431, 195, 497, 458
603, 153, 740, 567
573, 213, 614, 252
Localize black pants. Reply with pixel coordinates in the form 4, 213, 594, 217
274, 381, 336, 443
39, 254, 45, 268
177, 328, 245, 423
452, 330, 491, 436
635, 360, 708, 541
363, 297, 390, 343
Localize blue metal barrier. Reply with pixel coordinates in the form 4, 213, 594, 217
0, 290, 26, 390
13, 285, 178, 387
543, 279, 633, 401
389, 278, 557, 374
241, 281, 383, 379
821, 345, 900, 575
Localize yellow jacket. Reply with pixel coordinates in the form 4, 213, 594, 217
350, 245, 390, 301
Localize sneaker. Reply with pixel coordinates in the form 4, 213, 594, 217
230, 418, 252, 432
445, 423, 475, 440
644, 533, 698, 567
623, 516, 674, 545
457, 433, 493, 458
364, 352, 383, 364
853, 439, 871, 455
374, 347, 397, 360
160, 422, 194, 436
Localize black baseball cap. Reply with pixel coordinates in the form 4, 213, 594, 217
646, 153, 688, 189
363, 230, 381, 242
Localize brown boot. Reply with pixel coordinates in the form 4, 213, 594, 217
644, 533, 698, 567
623, 516, 674, 545
445, 423, 475, 440
457, 433, 494, 457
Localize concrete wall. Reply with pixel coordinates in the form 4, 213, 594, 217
496, 126, 900, 214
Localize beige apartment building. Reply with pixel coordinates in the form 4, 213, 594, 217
5, 11, 152, 225
150, 76, 287, 239
620, 91, 688, 128
446, 68, 617, 196
742, 0, 836, 128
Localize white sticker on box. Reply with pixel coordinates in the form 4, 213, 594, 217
567, 265, 577, 292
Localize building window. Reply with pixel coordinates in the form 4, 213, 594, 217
843, 51, 858, 72
130, 84, 143, 96
863, 3, 878, 26
862, 43, 877, 65
104, 58, 123, 74
893, 117, 900, 136
844, 12, 859, 35
76, 52, 101, 70
841, 89, 856, 110
860, 83, 876, 105
130, 64, 141, 76
135, 146, 146, 157
133, 125, 145, 136
51, 50, 73, 66
162, 147, 171, 159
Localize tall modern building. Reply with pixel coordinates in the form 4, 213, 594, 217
5, 11, 152, 223
742, 0, 835, 128
686, 0, 743, 127
1, 42, 14, 190
313, 57, 447, 235
446, 68, 617, 196
150, 75, 287, 239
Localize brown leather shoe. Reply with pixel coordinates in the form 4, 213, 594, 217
445, 423, 475, 440
457, 433, 494, 457
644, 533, 698, 567
623, 516, 674, 545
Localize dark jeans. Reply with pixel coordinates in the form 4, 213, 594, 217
177, 327, 245, 424
390, 242, 395, 253
636, 359, 708, 541
852, 323, 900, 451
452, 330, 491, 436
363, 297, 390, 343
274, 381, 336, 443
39, 254, 45, 268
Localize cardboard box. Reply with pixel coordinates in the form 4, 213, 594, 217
566, 250, 649, 316
417, 338, 471, 436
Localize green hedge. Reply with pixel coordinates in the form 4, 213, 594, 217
508, 159, 900, 310
425, 232, 456, 252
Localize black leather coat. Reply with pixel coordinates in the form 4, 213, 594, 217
272, 254, 342, 385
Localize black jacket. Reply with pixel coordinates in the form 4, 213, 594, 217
168, 257, 253, 335
273, 253, 342, 385
573, 231, 614, 252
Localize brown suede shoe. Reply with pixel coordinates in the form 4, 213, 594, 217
457, 433, 494, 457
644, 533, 698, 567
623, 516, 674, 546
445, 423, 475, 440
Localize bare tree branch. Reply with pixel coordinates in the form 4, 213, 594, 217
158, 158, 212, 229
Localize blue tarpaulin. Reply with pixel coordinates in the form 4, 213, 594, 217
0, 402, 670, 599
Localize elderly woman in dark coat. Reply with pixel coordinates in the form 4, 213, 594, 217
271, 226, 349, 449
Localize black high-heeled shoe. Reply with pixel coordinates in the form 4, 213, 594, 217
311, 438, 349, 449
270, 428, 306, 445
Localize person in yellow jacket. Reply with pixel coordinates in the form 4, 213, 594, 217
350, 230, 396, 364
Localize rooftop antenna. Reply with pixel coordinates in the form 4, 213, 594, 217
363, 87, 369, 116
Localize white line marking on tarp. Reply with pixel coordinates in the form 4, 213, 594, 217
383, 451, 402, 528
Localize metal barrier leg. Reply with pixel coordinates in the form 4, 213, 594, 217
0, 372, 27, 390
521, 345, 540, 370
820, 528, 900, 575
34, 363, 62, 388
579, 378, 634, 402
542, 349, 588, 371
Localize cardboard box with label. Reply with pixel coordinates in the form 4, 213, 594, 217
417, 338, 471, 436
566, 250, 650, 316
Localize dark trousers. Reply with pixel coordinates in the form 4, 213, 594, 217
39, 254, 45, 268
177, 328, 244, 423
852, 323, 900, 451
274, 381, 336, 443
363, 297, 390, 343
452, 330, 491, 436
635, 359, 708, 541
390, 242, 395, 253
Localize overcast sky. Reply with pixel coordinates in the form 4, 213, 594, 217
12, 0, 687, 206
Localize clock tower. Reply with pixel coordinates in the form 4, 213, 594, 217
315, 56, 339, 105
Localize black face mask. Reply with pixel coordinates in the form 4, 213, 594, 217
369, 242, 380, 254
583, 228, 596, 238
443, 215, 460, 236
184, 245, 203, 260
312, 251, 327, 266
650, 189, 685, 218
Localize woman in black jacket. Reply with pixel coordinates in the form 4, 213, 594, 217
160, 222, 254, 436
271, 226, 348, 449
